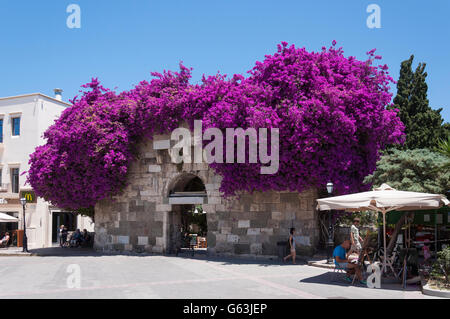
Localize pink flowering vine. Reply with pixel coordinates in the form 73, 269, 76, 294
27, 42, 405, 210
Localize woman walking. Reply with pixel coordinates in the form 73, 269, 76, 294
283, 228, 296, 264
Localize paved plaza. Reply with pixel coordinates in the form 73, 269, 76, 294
0, 251, 442, 299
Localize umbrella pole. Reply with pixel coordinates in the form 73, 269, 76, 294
434, 210, 438, 259
382, 209, 387, 274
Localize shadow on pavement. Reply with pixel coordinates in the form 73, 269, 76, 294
299, 271, 422, 292
299, 272, 363, 287
164, 253, 302, 267
28, 246, 311, 267
30, 247, 104, 257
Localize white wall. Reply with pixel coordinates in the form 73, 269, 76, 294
0, 94, 93, 248
0, 94, 66, 190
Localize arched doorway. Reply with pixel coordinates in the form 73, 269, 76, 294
167, 174, 208, 255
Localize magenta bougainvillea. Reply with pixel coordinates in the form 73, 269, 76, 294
27, 42, 405, 210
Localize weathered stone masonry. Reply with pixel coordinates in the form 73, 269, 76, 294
94, 133, 319, 258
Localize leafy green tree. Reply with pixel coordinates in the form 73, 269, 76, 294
431, 247, 450, 287
365, 149, 450, 255
391, 55, 447, 149
437, 135, 450, 158
364, 148, 450, 194
436, 135, 450, 171
444, 123, 450, 137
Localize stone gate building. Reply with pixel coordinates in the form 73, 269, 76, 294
94, 133, 319, 259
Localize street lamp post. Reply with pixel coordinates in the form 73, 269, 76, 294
326, 182, 334, 264
20, 198, 28, 253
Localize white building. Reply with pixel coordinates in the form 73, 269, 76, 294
0, 91, 94, 249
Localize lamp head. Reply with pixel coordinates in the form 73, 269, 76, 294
326, 182, 334, 194
20, 198, 27, 206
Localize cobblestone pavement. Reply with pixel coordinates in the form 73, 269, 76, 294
0, 253, 442, 299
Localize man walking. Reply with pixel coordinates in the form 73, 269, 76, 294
350, 218, 364, 254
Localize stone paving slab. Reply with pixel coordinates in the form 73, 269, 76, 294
0, 254, 440, 299
0, 248, 439, 298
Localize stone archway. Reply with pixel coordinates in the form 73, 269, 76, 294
167, 173, 206, 194
166, 173, 208, 254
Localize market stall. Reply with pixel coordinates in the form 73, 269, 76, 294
317, 184, 450, 277
382, 206, 450, 258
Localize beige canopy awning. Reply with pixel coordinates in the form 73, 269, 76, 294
0, 212, 19, 223
317, 184, 449, 212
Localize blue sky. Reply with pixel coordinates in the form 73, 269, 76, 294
0, 0, 449, 122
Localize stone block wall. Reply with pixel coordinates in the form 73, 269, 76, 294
94, 135, 319, 258
208, 189, 319, 258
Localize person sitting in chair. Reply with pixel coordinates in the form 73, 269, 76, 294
70, 229, 82, 247
333, 239, 366, 285
81, 229, 91, 247
0, 232, 10, 247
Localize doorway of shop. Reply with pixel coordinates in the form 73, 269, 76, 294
172, 204, 208, 255
52, 212, 77, 244
168, 174, 208, 255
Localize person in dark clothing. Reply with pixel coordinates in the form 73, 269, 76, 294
81, 229, 91, 247
283, 228, 297, 264
58, 225, 65, 247
61, 226, 68, 248
71, 229, 82, 247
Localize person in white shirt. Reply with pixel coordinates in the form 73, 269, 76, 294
350, 218, 364, 254
58, 225, 65, 247
0, 232, 10, 247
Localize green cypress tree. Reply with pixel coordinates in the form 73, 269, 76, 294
391, 55, 447, 149
371, 58, 449, 248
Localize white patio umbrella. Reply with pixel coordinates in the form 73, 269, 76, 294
317, 184, 450, 273
0, 213, 19, 223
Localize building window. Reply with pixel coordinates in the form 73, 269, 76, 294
0, 119, 3, 143
11, 168, 19, 193
12, 117, 20, 136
